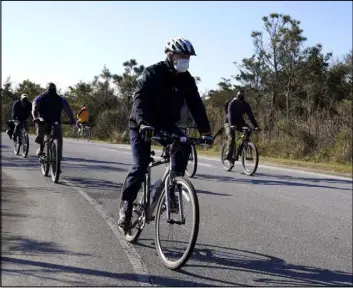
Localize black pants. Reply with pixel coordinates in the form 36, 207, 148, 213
7, 121, 26, 140
224, 122, 249, 160
121, 124, 191, 206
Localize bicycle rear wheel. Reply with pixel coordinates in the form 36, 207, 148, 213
185, 144, 197, 178
21, 130, 29, 158
154, 176, 199, 270
241, 141, 259, 176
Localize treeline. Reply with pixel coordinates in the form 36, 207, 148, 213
1, 13, 352, 164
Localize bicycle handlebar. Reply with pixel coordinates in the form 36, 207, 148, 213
33, 118, 73, 126
140, 125, 213, 147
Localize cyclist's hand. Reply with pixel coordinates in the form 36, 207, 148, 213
139, 124, 155, 141
254, 127, 261, 132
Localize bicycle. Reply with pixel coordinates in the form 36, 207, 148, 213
179, 126, 198, 178
119, 127, 211, 270
12, 120, 30, 158
220, 126, 259, 176
74, 122, 91, 141
35, 118, 70, 183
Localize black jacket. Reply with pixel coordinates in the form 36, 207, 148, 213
12, 100, 32, 121
129, 60, 211, 134
227, 98, 259, 128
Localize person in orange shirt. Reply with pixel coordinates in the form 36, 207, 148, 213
76, 104, 89, 131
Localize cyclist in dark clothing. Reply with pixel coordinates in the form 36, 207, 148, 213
32, 83, 75, 157
6, 94, 32, 142
224, 90, 259, 167
118, 36, 214, 230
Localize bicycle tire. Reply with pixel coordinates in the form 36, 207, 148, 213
154, 176, 199, 270
221, 142, 234, 172
120, 171, 145, 243
41, 140, 50, 177
21, 130, 29, 158
185, 144, 198, 178
50, 139, 61, 183
241, 141, 259, 176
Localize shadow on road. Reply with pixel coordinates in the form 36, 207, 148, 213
1, 256, 220, 286
2, 235, 92, 257
63, 156, 130, 166
134, 239, 352, 287
63, 177, 122, 195
196, 189, 232, 197
1, 154, 128, 173
195, 173, 352, 191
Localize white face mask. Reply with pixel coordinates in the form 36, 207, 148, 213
174, 58, 190, 73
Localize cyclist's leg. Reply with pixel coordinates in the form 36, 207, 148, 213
35, 122, 46, 156
225, 123, 235, 161
235, 123, 249, 158
118, 127, 151, 227
13, 121, 21, 141
164, 124, 191, 212
166, 124, 191, 177
76, 120, 81, 130
6, 120, 15, 139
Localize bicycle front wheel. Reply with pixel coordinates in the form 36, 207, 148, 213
40, 141, 50, 177
241, 141, 259, 176
155, 176, 199, 270
185, 144, 197, 178
50, 139, 62, 183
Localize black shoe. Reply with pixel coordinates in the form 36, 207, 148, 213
118, 201, 132, 229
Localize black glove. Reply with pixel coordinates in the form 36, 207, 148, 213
139, 123, 155, 141
201, 133, 214, 145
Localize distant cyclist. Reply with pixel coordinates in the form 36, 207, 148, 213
76, 104, 89, 132
32, 83, 75, 157
6, 94, 32, 142
224, 90, 260, 167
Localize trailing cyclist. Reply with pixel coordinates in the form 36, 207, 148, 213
224, 90, 260, 168
32, 83, 75, 157
76, 104, 89, 132
6, 94, 32, 143
118, 36, 214, 230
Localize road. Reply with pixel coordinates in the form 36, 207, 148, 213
1, 133, 352, 286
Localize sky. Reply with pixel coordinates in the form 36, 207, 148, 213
2, 1, 352, 94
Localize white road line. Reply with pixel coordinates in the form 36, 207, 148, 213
62, 179, 154, 287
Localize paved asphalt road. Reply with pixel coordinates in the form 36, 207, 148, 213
1, 133, 352, 286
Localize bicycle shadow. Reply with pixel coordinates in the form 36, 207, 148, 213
135, 239, 353, 287
195, 173, 352, 191
1, 256, 222, 286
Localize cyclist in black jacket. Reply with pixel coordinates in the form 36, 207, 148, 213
118, 36, 214, 230
224, 90, 259, 168
6, 94, 32, 142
